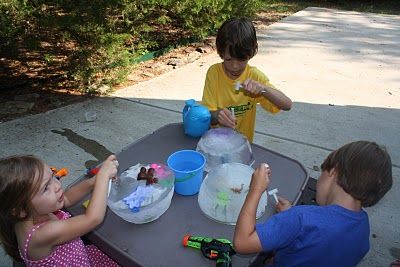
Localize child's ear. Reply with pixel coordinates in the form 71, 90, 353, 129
328, 168, 338, 180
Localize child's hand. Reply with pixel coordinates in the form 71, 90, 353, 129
276, 197, 292, 213
242, 79, 266, 95
249, 163, 271, 194
217, 108, 236, 128
97, 155, 118, 180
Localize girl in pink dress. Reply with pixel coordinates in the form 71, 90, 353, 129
0, 155, 120, 266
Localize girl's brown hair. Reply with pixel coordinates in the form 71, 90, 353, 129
0, 155, 44, 261
321, 141, 392, 207
216, 17, 258, 60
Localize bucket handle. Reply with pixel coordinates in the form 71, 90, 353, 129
175, 172, 196, 183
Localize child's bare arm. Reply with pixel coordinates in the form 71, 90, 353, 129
36, 155, 118, 248
242, 79, 292, 111
234, 164, 270, 254
63, 177, 95, 207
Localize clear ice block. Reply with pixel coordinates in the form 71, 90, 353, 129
107, 163, 174, 224
196, 127, 254, 172
198, 163, 268, 225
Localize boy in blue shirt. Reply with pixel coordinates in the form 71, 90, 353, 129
234, 141, 393, 266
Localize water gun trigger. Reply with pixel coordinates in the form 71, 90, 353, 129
201, 247, 218, 259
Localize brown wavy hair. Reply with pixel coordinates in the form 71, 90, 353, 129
0, 155, 44, 261
321, 141, 392, 207
216, 17, 258, 60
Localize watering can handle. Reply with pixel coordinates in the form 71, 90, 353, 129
182, 99, 196, 120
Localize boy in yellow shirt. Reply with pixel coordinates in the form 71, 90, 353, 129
202, 17, 292, 142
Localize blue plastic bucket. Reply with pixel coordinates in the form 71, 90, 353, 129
167, 150, 206, 196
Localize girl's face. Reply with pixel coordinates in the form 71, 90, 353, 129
30, 164, 64, 218
222, 49, 249, 80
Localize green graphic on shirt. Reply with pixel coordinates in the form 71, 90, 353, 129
228, 102, 253, 116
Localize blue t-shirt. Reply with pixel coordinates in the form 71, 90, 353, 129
255, 205, 369, 267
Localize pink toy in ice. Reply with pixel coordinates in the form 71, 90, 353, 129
150, 163, 171, 179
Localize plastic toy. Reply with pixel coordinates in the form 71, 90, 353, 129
51, 167, 68, 179
137, 166, 158, 185
182, 99, 211, 137
182, 234, 236, 267
198, 163, 267, 225
107, 163, 174, 224
268, 188, 279, 204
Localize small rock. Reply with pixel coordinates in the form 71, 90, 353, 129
196, 47, 208, 53
167, 58, 185, 67
312, 165, 320, 171
196, 45, 213, 54
84, 111, 97, 122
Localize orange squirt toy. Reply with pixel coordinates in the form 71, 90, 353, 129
50, 167, 69, 180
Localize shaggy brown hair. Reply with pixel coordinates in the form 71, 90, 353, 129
0, 155, 44, 261
321, 141, 392, 207
216, 17, 258, 60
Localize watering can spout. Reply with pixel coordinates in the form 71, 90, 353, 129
182, 99, 211, 138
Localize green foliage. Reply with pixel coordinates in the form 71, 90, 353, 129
168, 0, 263, 38
1, 0, 263, 92
0, 0, 33, 40
7, 0, 388, 94
1, 0, 264, 92
6, 0, 398, 94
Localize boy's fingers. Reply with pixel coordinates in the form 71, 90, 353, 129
277, 196, 286, 202
107, 154, 117, 161
277, 197, 289, 204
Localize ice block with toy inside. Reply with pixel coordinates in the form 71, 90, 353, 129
107, 163, 174, 224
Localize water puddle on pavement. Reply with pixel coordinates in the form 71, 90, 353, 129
51, 128, 112, 168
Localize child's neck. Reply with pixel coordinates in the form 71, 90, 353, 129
327, 184, 362, 211
31, 213, 53, 225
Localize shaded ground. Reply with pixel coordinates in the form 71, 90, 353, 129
0, 11, 286, 123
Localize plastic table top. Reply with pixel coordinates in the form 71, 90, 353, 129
67, 123, 308, 267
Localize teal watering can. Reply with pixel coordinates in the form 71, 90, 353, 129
182, 99, 211, 137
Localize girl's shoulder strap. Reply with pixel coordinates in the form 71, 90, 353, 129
53, 209, 71, 220
19, 210, 69, 260
20, 222, 47, 260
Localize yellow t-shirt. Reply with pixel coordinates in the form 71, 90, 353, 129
201, 63, 280, 142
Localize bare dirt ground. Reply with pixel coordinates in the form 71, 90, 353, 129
0, 11, 286, 123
